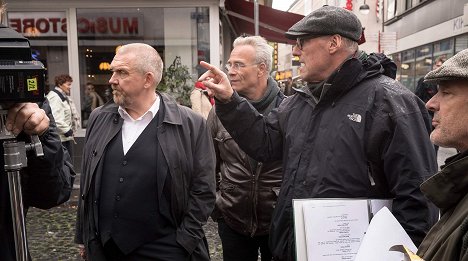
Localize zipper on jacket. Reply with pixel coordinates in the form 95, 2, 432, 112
367, 164, 376, 186
249, 162, 263, 237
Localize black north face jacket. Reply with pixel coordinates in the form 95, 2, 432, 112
216, 54, 439, 261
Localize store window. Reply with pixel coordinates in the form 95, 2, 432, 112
433, 38, 453, 61
400, 49, 415, 91
76, 7, 210, 127
455, 34, 468, 54
414, 44, 432, 88
7, 11, 70, 93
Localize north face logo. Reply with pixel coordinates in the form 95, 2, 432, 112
347, 113, 362, 123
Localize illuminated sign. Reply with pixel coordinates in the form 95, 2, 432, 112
7, 12, 143, 38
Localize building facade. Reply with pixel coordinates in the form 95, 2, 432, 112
386, 0, 468, 91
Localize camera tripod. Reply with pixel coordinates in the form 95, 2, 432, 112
1, 110, 43, 261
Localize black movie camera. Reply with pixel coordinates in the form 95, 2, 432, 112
0, 25, 45, 103
0, 25, 47, 261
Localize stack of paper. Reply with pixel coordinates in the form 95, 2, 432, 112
294, 199, 413, 261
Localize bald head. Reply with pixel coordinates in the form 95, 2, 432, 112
117, 43, 164, 87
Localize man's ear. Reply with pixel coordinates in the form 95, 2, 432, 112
329, 34, 342, 54
144, 72, 155, 89
258, 63, 267, 77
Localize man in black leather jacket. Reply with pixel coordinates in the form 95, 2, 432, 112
0, 102, 75, 261
198, 6, 438, 261
207, 36, 284, 261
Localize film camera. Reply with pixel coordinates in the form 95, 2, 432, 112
0, 25, 46, 261
0, 24, 46, 139
0, 24, 45, 103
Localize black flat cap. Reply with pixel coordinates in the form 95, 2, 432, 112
285, 5, 362, 42
425, 49, 468, 83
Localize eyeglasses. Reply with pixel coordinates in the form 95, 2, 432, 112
224, 62, 260, 72
295, 36, 322, 50
296, 38, 307, 51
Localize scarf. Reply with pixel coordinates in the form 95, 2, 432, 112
195, 81, 215, 105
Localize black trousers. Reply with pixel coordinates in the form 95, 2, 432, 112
62, 140, 73, 159
102, 234, 189, 261
218, 219, 272, 261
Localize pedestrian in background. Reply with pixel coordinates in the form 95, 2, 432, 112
199, 6, 438, 261
82, 83, 104, 127
75, 43, 215, 261
416, 49, 468, 261
207, 35, 284, 261
190, 81, 213, 119
46, 74, 78, 158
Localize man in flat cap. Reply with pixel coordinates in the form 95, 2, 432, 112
198, 5, 438, 261
416, 49, 468, 261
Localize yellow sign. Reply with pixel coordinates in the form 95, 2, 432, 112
275, 70, 293, 80
99, 62, 111, 70
27, 77, 38, 91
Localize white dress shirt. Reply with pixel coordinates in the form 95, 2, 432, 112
118, 97, 160, 155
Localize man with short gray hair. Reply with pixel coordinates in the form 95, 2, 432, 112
207, 35, 284, 261
199, 6, 438, 261
75, 43, 216, 261
417, 48, 468, 261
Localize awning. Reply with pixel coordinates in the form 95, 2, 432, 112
223, 0, 304, 44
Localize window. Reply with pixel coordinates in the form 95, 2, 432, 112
455, 34, 468, 54
433, 38, 454, 59
7, 11, 70, 93
405, 0, 413, 10
387, 0, 397, 20
400, 49, 415, 91
414, 44, 432, 89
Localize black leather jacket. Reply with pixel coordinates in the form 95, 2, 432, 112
208, 79, 284, 237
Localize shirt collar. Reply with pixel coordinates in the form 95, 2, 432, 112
54, 86, 67, 95
118, 95, 160, 121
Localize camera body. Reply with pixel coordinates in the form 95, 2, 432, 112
0, 24, 45, 103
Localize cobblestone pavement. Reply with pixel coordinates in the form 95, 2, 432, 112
26, 177, 223, 261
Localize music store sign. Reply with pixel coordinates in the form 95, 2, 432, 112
7, 11, 144, 38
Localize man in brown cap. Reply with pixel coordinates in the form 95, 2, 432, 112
417, 49, 468, 261
198, 5, 438, 261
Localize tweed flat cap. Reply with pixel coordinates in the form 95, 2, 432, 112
425, 49, 468, 83
285, 6, 362, 42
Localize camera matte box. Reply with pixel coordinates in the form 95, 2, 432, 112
0, 60, 45, 103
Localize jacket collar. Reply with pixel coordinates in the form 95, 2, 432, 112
295, 57, 364, 104
99, 92, 183, 126
421, 152, 468, 211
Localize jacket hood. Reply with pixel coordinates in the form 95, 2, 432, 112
360, 52, 397, 80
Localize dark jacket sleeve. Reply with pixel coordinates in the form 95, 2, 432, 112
176, 110, 216, 254
215, 91, 284, 162
21, 100, 76, 209
369, 90, 439, 246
